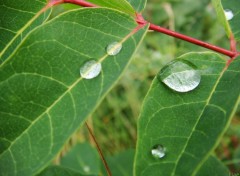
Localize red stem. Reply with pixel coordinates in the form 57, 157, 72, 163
85, 123, 112, 176
148, 23, 237, 58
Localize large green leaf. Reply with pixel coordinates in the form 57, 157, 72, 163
0, 0, 51, 63
0, 8, 148, 175
126, 0, 147, 12
87, 0, 135, 15
103, 149, 135, 176
60, 143, 100, 175
212, 0, 240, 41
134, 53, 240, 175
196, 155, 229, 176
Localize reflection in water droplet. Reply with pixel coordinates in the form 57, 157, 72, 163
83, 165, 90, 173
224, 9, 234, 21
80, 60, 101, 79
158, 60, 201, 92
151, 144, 166, 159
106, 42, 122, 56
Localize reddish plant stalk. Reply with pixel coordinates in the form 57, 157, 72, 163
85, 123, 112, 176
148, 23, 238, 58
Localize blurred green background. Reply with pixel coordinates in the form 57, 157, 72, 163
51, 0, 240, 174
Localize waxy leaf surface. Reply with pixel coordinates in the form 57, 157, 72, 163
60, 143, 100, 175
196, 155, 229, 176
134, 53, 240, 175
0, 8, 148, 175
0, 0, 51, 62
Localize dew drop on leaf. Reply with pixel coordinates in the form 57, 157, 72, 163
151, 144, 166, 159
83, 165, 90, 173
158, 60, 201, 92
80, 60, 101, 79
106, 42, 122, 56
224, 9, 234, 21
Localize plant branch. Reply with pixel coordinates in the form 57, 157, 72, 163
56, 0, 240, 59
85, 122, 112, 176
147, 22, 238, 58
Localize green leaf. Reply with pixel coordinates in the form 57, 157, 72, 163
212, 0, 240, 40
0, 0, 51, 62
38, 166, 96, 176
87, 0, 135, 16
126, 0, 147, 12
134, 53, 240, 176
0, 8, 148, 175
60, 143, 100, 175
196, 155, 229, 176
103, 149, 135, 176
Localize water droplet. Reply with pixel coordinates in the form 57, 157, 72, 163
158, 60, 201, 92
80, 60, 101, 79
83, 165, 90, 173
151, 144, 166, 159
106, 42, 122, 56
224, 9, 234, 21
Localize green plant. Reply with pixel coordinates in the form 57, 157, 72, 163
0, 0, 239, 175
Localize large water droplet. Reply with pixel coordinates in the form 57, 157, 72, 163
151, 144, 166, 159
224, 9, 234, 21
158, 60, 201, 92
106, 42, 122, 56
80, 60, 101, 79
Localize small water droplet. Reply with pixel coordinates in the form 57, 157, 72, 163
106, 42, 122, 56
83, 165, 90, 173
151, 144, 166, 159
80, 60, 101, 79
158, 60, 201, 92
224, 9, 234, 21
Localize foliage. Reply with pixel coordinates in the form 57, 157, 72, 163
0, 0, 239, 175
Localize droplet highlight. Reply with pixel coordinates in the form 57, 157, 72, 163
158, 60, 201, 92
151, 145, 166, 159
80, 60, 101, 79
83, 165, 90, 173
224, 9, 234, 21
106, 42, 122, 56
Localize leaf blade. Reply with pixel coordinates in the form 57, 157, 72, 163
0, 0, 51, 63
134, 53, 240, 176
0, 8, 148, 175
196, 155, 229, 176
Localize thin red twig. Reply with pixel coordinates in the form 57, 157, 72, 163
148, 23, 237, 58
85, 123, 112, 176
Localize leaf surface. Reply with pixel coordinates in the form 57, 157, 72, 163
196, 155, 229, 176
60, 143, 100, 175
0, 0, 51, 62
212, 0, 240, 41
0, 8, 148, 175
38, 166, 96, 176
87, 0, 135, 15
126, 0, 147, 12
103, 149, 135, 176
134, 53, 240, 176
